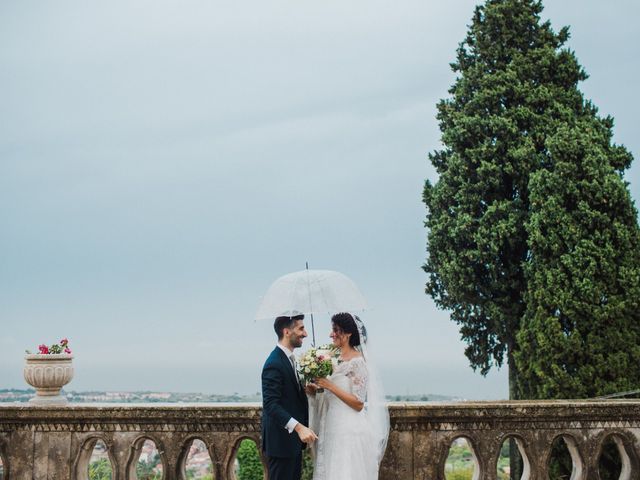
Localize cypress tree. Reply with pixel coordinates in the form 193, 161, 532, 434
515, 115, 640, 480
423, 0, 582, 398
424, 4, 639, 476
515, 120, 640, 399
423, 0, 640, 480
423, 0, 640, 405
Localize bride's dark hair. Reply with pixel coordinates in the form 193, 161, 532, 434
331, 312, 365, 347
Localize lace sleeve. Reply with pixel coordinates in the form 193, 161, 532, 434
346, 357, 368, 402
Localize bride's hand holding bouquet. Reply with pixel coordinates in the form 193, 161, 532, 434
310, 376, 335, 393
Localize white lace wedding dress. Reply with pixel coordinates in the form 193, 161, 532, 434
308, 357, 380, 480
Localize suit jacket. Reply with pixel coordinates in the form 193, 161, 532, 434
261, 346, 309, 458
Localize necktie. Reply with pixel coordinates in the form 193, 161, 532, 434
290, 354, 301, 386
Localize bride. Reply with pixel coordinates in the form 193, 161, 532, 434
306, 313, 389, 480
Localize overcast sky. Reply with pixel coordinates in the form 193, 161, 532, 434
1, 0, 639, 400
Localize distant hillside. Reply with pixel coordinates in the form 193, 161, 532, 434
0, 389, 261, 403
386, 393, 460, 402
1, 389, 458, 403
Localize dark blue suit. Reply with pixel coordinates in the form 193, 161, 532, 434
261, 346, 309, 480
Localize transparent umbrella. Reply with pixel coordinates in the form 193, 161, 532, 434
255, 267, 367, 345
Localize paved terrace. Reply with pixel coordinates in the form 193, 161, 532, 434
0, 401, 639, 479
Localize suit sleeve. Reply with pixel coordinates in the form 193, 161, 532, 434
262, 362, 296, 429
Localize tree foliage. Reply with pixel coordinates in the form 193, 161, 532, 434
424, 0, 576, 384
236, 439, 264, 480
516, 120, 640, 399
423, 0, 640, 404
136, 452, 162, 480
235, 439, 313, 480
88, 458, 113, 480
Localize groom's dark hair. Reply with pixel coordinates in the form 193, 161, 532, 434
274, 314, 305, 339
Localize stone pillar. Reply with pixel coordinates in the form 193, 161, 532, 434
380, 429, 414, 479
411, 430, 445, 480
110, 432, 138, 480
157, 433, 182, 480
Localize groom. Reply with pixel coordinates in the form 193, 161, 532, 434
261, 313, 317, 480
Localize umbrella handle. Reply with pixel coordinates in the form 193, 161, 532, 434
310, 312, 316, 346
306, 262, 316, 346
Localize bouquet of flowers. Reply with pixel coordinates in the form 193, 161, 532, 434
26, 338, 72, 355
297, 344, 339, 386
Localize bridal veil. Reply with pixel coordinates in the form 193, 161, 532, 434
353, 314, 390, 465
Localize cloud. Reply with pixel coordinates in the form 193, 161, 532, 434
0, 0, 638, 398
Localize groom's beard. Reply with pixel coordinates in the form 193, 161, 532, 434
291, 336, 304, 348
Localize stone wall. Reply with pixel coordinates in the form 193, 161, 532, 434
0, 400, 639, 479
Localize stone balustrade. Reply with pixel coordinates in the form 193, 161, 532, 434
0, 400, 639, 479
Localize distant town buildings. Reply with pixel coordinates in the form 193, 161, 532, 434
0, 389, 262, 403
0, 389, 458, 403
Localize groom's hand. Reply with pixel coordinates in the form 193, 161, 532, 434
294, 423, 318, 444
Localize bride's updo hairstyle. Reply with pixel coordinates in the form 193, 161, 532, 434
331, 312, 366, 347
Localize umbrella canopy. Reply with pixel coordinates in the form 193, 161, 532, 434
255, 269, 367, 320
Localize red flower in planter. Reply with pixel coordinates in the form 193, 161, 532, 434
28, 339, 71, 355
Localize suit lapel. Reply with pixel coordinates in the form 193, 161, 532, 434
276, 347, 299, 388
276, 347, 304, 396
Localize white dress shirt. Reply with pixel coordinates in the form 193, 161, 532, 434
277, 343, 300, 433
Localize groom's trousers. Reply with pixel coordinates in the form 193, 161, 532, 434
267, 450, 302, 480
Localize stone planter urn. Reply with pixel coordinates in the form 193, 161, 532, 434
23, 354, 74, 404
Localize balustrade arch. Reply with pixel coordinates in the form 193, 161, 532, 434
595, 431, 638, 480
495, 434, 530, 480
443, 435, 481, 480
74, 436, 116, 480
178, 436, 215, 479
226, 435, 265, 480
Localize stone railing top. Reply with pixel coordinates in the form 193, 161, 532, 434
387, 399, 640, 418
1, 399, 639, 421
2, 399, 639, 409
